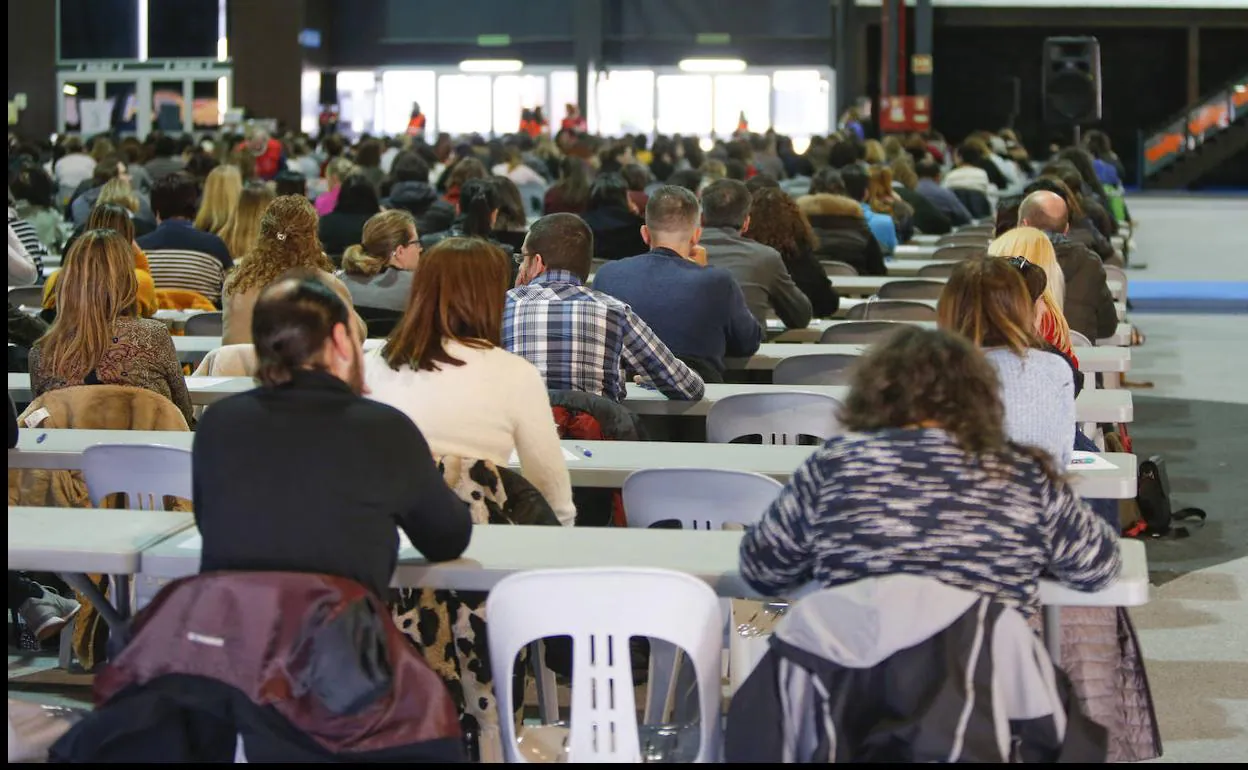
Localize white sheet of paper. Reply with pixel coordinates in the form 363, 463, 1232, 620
508, 447, 582, 465
178, 533, 203, 550
1068, 451, 1117, 471
79, 99, 112, 135
185, 377, 234, 389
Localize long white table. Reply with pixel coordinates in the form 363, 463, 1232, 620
741, 339, 1130, 374
831, 296, 1126, 322
827, 274, 1123, 300
766, 318, 1134, 349
137, 524, 1147, 662
8, 506, 194, 629
7, 374, 1132, 424
7, 429, 1138, 499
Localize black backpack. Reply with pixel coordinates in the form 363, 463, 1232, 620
1131, 455, 1207, 538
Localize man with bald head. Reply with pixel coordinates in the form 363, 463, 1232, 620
1017, 190, 1118, 340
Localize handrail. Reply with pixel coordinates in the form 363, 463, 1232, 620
1138, 69, 1248, 183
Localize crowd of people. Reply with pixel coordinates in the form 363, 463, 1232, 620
7, 116, 1149, 760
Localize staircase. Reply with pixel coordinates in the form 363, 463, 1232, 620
1140, 71, 1248, 189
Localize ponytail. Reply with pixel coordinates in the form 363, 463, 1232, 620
341, 244, 386, 276
459, 178, 499, 238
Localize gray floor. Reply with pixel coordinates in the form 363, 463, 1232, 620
1115, 196, 1248, 763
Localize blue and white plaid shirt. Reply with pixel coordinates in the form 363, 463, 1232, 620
503, 270, 705, 403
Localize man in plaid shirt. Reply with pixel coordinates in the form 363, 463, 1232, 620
504, 213, 705, 403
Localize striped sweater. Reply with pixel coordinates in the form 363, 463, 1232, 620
739, 428, 1121, 617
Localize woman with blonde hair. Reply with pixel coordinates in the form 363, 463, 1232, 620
221, 195, 362, 345
338, 209, 421, 313
862, 138, 886, 165
43, 204, 158, 318
194, 165, 242, 236
219, 182, 276, 261
29, 229, 193, 425
988, 226, 1074, 360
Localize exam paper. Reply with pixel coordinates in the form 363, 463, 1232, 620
184, 377, 235, 389
508, 447, 582, 465
1068, 451, 1117, 471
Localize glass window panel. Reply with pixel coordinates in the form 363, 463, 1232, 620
772, 70, 830, 139
152, 80, 185, 132
191, 81, 220, 131
549, 70, 578, 134
106, 82, 138, 134
59, 0, 138, 60
337, 71, 379, 138
596, 71, 655, 137
148, 0, 219, 59
656, 75, 711, 137
62, 82, 99, 132
713, 75, 770, 136
301, 71, 321, 135
493, 75, 548, 136
437, 75, 492, 136
380, 70, 437, 138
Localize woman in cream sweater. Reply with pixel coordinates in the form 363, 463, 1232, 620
364, 236, 575, 525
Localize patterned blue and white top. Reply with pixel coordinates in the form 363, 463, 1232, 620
739, 428, 1121, 617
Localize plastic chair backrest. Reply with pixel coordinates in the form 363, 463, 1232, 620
706, 391, 842, 445
7, 286, 43, 309
772, 353, 859, 387
936, 232, 990, 248
955, 223, 995, 235
877, 279, 946, 300
916, 261, 959, 278
818, 320, 913, 345
1103, 264, 1127, 297
81, 444, 193, 509
1069, 330, 1094, 348
845, 298, 937, 321
931, 245, 986, 262
184, 312, 223, 337
516, 183, 546, 218
622, 469, 782, 530
487, 568, 724, 763
820, 260, 859, 277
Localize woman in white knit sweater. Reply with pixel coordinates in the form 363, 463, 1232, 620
363, 236, 576, 525
937, 256, 1075, 467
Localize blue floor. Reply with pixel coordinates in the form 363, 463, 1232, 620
1128, 281, 1248, 313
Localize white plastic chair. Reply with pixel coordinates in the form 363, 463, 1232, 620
877, 279, 946, 301
820, 260, 859, 277
7, 286, 43, 308
818, 320, 912, 346
915, 261, 959, 278
773, 353, 859, 387
706, 392, 842, 445
487, 568, 724, 763
1069, 330, 1094, 348
930, 244, 986, 262
183, 312, 223, 337
82, 444, 193, 510
845, 298, 938, 322
1104, 263, 1127, 301
516, 182, 547, 218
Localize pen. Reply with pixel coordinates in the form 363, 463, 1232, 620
1069, 457, 1095, 465
573, 444, 594, 458
36, 433, 47, 444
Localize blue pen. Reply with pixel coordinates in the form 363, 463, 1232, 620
36, 433, 47, 444
573, 444, 593, 458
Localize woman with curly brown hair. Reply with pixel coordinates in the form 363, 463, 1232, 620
745, 187, 840, 317
221, 195, 363, 345
740, 325, 1120, 619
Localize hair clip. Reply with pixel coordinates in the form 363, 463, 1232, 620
276, 232, 287, 241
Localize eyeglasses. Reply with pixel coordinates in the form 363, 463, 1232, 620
513, 250, 529, 265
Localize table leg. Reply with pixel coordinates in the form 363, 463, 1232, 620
1042, 605, 1061, 666
57, 572, 128, 631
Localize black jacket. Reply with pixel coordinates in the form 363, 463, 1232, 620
580, 205, 648, 261
727, 575, 1108, 763
1050, 235, 1119, 341
383, 181, 457, 237
777, 243, 841, 318
192, 369, 473, 598
318, 211, 372, 258
797, 194, 887, 276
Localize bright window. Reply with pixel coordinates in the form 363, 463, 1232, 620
337, 71, 379, 135
550, 70, 578, 134
300, 71, 320, 134
773, 70, 831, 139
493, 74, 547, 135
713, 75, 771, 135
380, 70, 437, 137
596, 70, 655, 136
437, 75, 492, 136
656, 74, 711, 136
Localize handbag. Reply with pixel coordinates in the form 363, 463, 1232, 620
1127, 454, 1207, 539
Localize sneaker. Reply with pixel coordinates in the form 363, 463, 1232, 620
18, 589, 82, 641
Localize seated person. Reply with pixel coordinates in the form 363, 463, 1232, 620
914, 159, 973, 226
579, 173, 648, 261
29, 229, 193, 426
840, 164, 897, 256
797, 168, 887, 276
194, 272, 472, 598
937, 257, 1075, 467
337, 209, 421, 314
740, 325, 1120, 620
43, 204, 158, 319
505, 213, 704, 402
364, 237, 576, 526
744, 186, 840, 318
592, 185, 763, 378
137, 172, 232, 306
698, 179, 812, 330
318, 174, 380, 258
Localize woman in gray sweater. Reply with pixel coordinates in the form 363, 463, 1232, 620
337, 209, 421, 314
937, 256, 1075, 467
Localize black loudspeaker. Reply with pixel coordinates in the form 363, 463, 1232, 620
1042, 36, 1101, 125
319, 71, 338, 107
